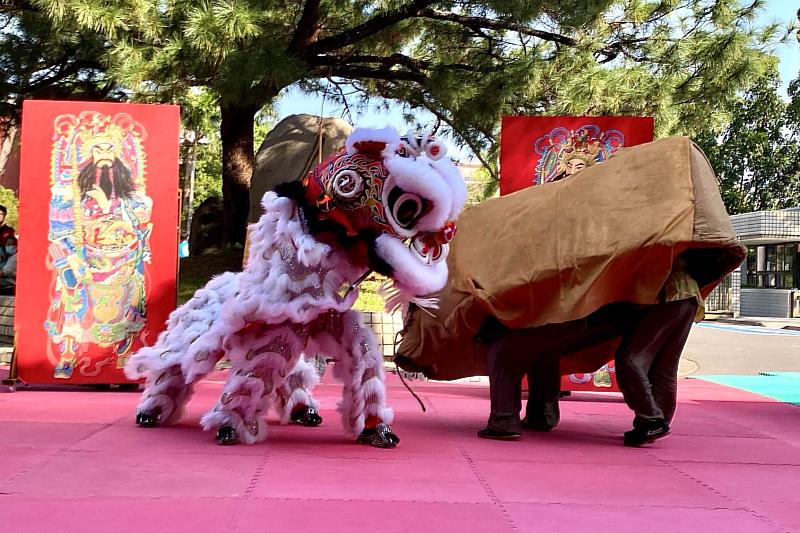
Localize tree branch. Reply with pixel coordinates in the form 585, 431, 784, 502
288, 0, 323, 53
412, 97, 497, 181
19, 59, 104, 94
310, 64, 426, 84
417, 9, 577, 46
312, 53, 427, 72
306, 0, 437, 54
0, 0, 35, 13
323, 77, 355, 124
310, 52, 487, 75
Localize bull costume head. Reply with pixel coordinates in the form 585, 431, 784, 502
278, 126, 467, 311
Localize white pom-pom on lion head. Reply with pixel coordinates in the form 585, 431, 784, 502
345, 126, 401, 159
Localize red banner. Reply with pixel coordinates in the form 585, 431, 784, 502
16, 100, 180, 384
499, 116, 654, 196
560, 362, 620, 393
521, 363, 620, 394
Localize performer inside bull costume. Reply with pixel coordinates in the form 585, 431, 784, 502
394, 135, 746, 447
125, 126, 466, 448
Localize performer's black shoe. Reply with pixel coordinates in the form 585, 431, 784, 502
521, 416, 558, 432
215, 425, 239, 445
135, 410, 160, 428
477, 427, 521, 440
290, 406, 323, 427
623, 420, 671, 447
357, 423, 399, 448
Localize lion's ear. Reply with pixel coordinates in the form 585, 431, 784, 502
345, 127, 401, 157
351, 140, 387, 157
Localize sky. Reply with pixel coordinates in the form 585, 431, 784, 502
272, 0, 800, 157
766, 0, 799, 97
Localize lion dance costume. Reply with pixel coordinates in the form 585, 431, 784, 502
125, 126, 466, 447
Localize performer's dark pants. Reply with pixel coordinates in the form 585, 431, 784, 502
614, 298, 697, 427
485, 305, 631, 433
486, 327, 563, 433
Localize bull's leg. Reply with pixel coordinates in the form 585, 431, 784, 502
200, 324, 305, 445
275, 356, 323, 427
310, 310, 398, 448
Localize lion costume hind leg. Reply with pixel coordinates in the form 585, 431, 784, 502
126, 271, 323, 430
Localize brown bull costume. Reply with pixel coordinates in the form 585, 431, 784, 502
396, 137, 745, 438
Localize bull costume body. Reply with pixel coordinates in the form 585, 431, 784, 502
396, 137, 746, 436
125, 126, 466, 447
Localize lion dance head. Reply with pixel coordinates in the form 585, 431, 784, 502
279, 126, 467, 311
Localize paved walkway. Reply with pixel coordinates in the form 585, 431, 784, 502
706, 315, 800, 330
0, 367, 798, 532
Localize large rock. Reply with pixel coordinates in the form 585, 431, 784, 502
189, 196, 225, 256
248, 114, 352, 224
0, 124, 20, 193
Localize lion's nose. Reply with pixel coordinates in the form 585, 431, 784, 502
410, 221, 457, 265
422, 220, 457, 248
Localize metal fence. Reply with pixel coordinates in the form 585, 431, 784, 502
706, 274, 732, 312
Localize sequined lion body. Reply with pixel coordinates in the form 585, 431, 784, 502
125, 126, 466, 447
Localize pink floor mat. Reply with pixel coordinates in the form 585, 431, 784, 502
0, 367, 797, 532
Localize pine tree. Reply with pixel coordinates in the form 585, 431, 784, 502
697, 69, 800, 214
3, 0, 785, 243
0, 2, 124, 120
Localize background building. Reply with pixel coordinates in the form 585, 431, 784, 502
710, 208, 800, 318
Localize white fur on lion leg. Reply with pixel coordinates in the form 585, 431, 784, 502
331, 311, 394, 437
275, 356, 321, 424
205, 323, 309, 444
200, 372, 270, 444
136, 365, 194, 426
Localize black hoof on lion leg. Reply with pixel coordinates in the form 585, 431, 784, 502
290, 406, 323, 427
135, 410, 160, 428
357, 423, 400, 448
215, 425, 239, 445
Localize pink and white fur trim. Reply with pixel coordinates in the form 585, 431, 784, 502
127, 192, 394, 443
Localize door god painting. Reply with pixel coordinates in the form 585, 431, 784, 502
46, 112, 154, 378
17, 101, 178, 385
499, 116, 654, 195
533, 125, 625, 185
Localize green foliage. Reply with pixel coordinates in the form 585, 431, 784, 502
0, 187, 18, 230
464, 164, 499, 204
176, 88, 222, 221
696, 69, 800, 214
172, 88, 276, 230
191, 138, 223, 210
0, 2, 123, 119
4, 0, 789, 212
352, 278, 386, 313
177, 249, 243, 304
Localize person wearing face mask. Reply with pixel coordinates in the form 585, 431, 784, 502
0, 235, 17, 295
0, 205, 15, 250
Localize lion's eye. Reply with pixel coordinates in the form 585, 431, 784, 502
331, 169, 364, 199
392, 193, 424, 228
